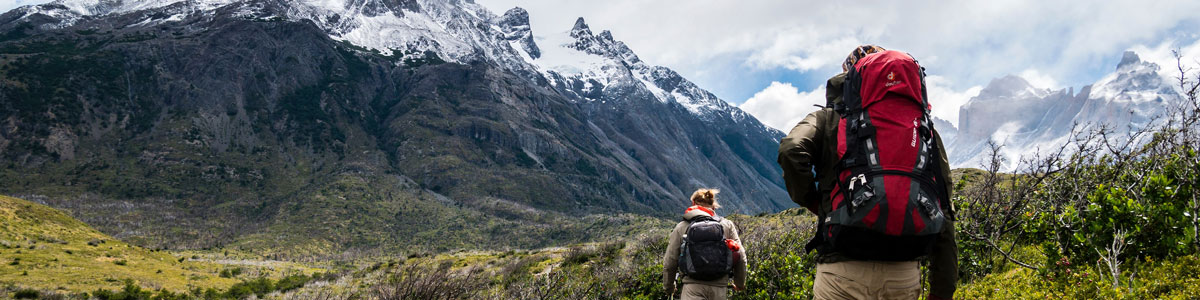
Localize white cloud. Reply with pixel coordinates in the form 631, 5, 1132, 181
1018, 69, 1060, 90
746, 28, 863, 72
739, 82, 826, 131
478, 0, 1200, 100
742, 77, 981, 132
925, 76, 982, 127
1129, 38, 1200, 84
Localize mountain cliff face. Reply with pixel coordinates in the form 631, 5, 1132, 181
0, 0, 788, 255
949, 51, 1182, 169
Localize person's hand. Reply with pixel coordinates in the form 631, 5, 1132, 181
732, 284, 744, 291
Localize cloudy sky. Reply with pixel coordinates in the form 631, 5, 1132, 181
472, 0, 1200, 131
2, 0, 1197, 130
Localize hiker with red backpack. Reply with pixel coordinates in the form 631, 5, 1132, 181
778, 45, 958, 300
662, 189, 748, 300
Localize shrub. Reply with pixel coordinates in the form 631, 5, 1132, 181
372, 262, 484, 300
218, 267, 243, 278
13, 289, 39, 299
93, 280, 152, 300
275, 274, 311, 292
226, 277, 275, 299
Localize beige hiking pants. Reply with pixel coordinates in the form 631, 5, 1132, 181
679, 283, 728, 300
813, 260, 920, 300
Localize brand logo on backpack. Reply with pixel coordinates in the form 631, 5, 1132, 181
885, 71, 902, 87
679, 216, 733, 281
911, 119, 919, 148
828, 50, 947, 261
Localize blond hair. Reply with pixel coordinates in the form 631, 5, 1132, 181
690, 188, 721, 209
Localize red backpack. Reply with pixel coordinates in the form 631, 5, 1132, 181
826, 50, 949, 261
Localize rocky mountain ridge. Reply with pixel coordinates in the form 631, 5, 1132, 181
0, 0, 789, 256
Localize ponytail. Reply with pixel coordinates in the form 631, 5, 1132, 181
690, 188, 721, 209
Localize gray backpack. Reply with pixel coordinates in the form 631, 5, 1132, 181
679, 215, 732, 281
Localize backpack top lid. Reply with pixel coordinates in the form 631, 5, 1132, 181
852, 50, 928, 110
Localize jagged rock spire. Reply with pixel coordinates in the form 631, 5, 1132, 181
498, 7, 540, 58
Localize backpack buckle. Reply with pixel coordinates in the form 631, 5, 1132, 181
847, 174, 867, 191
848, 174, 873, 209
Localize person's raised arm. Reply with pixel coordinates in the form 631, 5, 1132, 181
779, 110, 828, 213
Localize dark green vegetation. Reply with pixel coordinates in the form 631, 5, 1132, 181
0, 1, 783, 262
247, 210, 818, 299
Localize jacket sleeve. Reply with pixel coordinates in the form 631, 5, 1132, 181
929, 130, 959, 299
778, 110, 828, 213
728, 221, 748, 289
663, 222, 685, 294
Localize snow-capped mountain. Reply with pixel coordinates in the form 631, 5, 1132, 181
0, 0, 790, 251
949, 51, 1183, 170
7, 0, 760, 127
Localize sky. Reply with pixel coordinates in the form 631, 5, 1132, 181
2, 0, 1197, 131
471, 0, 1200, 131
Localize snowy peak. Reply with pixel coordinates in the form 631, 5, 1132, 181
498, 7, 539, 59
949, 50, 1184, 170
6, 0, 774, 131
1116, 51, 1152, 72
571, 16, 588, 32
1092, 51, 1171, 105
565, 17, 642, 65
341, 0, 420, 18
51, 0, 192, 16
975, 75, 1047, 99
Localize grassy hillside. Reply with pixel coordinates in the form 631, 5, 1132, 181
5, 191, 1197, 299
274, 207, 1200, 300
0, 195, 274, 294
228, 174, 673, 259
267, 209, 816, 299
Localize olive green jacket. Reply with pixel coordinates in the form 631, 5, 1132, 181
777, 72, 958, 299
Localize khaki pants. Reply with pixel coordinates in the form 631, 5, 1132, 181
679, 283, 727, 300
813, 260, 920, 300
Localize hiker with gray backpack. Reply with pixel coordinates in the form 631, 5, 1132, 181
662, 188, 747, 299
779, 45, 958, 299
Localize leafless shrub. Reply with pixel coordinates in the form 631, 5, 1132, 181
371, 262, 485, 300
281, 286, 355, 300
1095, 228, 1130, 287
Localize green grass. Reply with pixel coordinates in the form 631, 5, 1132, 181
0, 195, 238, 292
